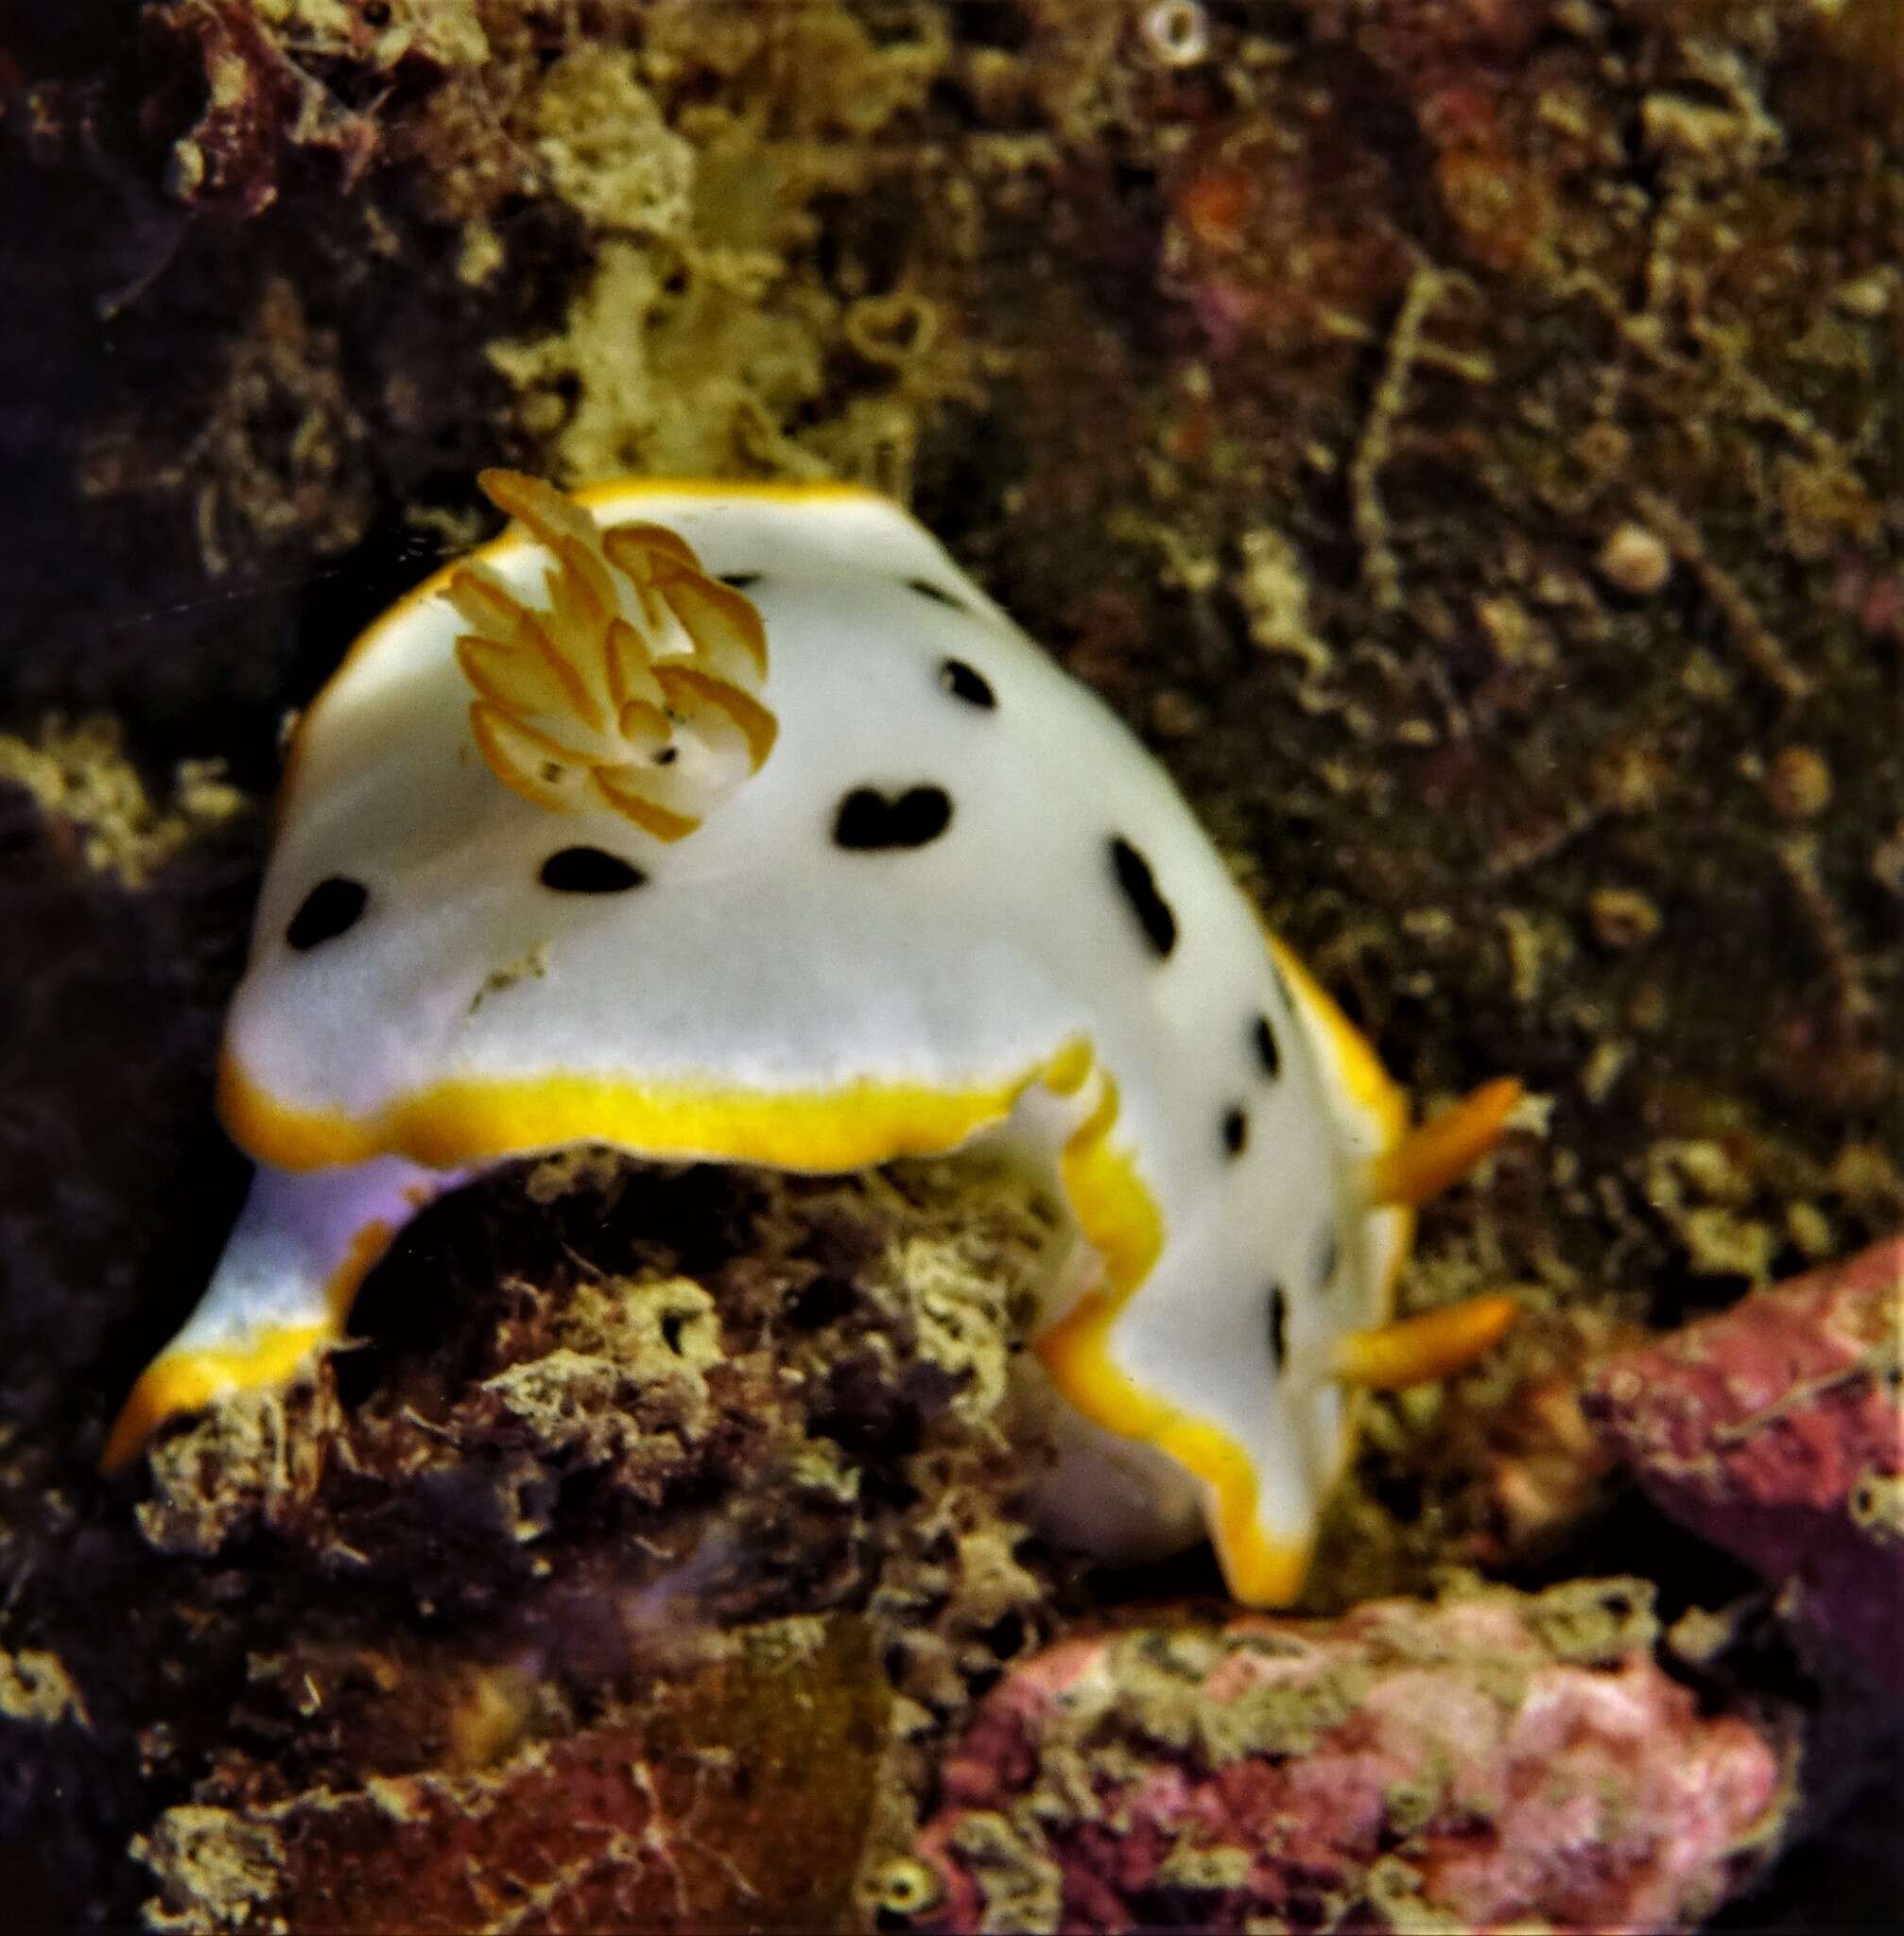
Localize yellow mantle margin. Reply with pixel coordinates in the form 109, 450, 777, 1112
99, 1217, 392, 1474
217, 1046, 1031, 1178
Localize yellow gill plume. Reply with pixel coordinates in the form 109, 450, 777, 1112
447, 470, 775, 842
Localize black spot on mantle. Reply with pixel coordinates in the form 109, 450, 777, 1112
539, 847, 648, 893
286, 876, 368, 950
1222, 1106, 1249, 1157
1254, 1012, 1281, 1080
938, 658, 995, 709
907, 577, 967, 613
1268, 1284, 1289, 1373
1109, 836, 1176, 959
834, 786, 954, 852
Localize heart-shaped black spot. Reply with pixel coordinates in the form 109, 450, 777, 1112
833, 786, 954, 852
286, 876, 368, 950
539, 846, 647, 893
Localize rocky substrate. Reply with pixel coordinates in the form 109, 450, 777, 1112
1, 1151, 1074, 1928
897, 1580, 1792, 1934
1587, 1236, 1904, 1694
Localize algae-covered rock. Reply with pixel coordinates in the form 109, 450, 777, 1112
899, 1581, 1795, 1934
9, 1144, 1064, 1930
1587, 1236, 1904, 1693
130, 1152, 1055, 1605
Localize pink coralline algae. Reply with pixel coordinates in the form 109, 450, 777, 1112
897, 1582, 1790, 1934
1586, 1236, 1904, 1692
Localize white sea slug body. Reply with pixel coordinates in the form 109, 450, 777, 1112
107, 472, 1518, 1605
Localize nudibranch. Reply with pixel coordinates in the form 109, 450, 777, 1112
105, 470, 1521, 1605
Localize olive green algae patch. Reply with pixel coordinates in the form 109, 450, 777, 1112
0, 716, 247, 888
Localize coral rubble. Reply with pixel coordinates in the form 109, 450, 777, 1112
1587, 1236, 1904, 1694
898, 1581, 1792, 1934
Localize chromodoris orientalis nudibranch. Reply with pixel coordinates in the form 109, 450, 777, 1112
105, 471, 1521, 1605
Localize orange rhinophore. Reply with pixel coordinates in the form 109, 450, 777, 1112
1365, 1077, 1524, 1208
1331, 1294, 1521, 1392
